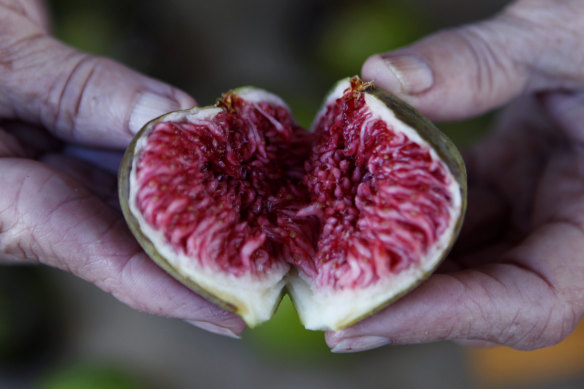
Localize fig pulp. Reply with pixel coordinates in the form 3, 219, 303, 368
119, 77, 466, 330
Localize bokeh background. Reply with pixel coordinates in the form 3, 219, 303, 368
1, 0, 583, 388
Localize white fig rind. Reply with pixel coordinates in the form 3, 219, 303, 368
119, 77, 466, 331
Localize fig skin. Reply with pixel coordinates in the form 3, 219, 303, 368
118, 77, 467, 330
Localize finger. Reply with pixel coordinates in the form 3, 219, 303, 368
0, 158, 245, 337
454, 339, 498, 348
40, 153, 119, 209
326, 219, 584, 352
361, 0, 584, 121
14, 0, 51, 31
326, 266, 564, 352
0, 9, 196, 148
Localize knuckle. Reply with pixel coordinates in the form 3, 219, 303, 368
535, 305, 580, 348
107, 252, 161, 315
453, 22, 522, 102
498, 1, 584, 88
47, 54, 105, 140
452, 268, 580, 350
0, 27, 47, 118
499, 301, 579, 350
0, 211, 39, 264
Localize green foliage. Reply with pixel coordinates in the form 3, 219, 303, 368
245, 295, 330, 359
48, 0, 134, 56
37, 363, 147, 389
315, 1, 431, 77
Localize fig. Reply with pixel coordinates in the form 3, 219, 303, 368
119, 77, 466, 331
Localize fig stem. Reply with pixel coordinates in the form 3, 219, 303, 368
216, 92, 238, 113
349, 76, 375, 94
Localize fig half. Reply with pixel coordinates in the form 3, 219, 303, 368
119, 77, 466, 330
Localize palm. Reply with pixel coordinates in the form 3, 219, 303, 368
451, 95, 584, 345
456, 96, 578, 261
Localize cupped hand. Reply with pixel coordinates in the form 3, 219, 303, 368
0, 0, 245, 337
327, 0, 584, 352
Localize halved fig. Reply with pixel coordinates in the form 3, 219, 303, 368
119, 77, 466, 331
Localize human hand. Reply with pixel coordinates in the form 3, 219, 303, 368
327, 0, 584, 352
0, 0, 245, 337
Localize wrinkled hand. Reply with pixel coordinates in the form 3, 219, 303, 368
0, 0, 245, 337
327, 0, 584, 352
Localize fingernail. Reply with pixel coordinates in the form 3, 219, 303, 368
187, 320, 242, 339
330, 336, 390, 353
129, 92, 182, 134
370, 54, 434, 95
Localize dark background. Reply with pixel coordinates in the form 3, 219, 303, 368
2, 1, 584, 388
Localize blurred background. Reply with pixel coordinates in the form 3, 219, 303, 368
2, 0, 584, 388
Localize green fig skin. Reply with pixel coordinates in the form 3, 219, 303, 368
118, 77, 467, 331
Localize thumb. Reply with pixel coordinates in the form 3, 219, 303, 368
361, 0, 584, 121
1, 11, 196, 148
